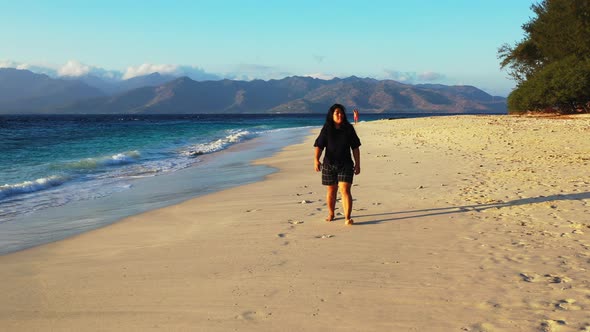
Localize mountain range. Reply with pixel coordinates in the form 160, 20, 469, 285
0, 68, 506, 114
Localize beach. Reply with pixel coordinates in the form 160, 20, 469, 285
1, 115, 589, 331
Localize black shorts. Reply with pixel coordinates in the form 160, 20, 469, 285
321, 163, 354, 185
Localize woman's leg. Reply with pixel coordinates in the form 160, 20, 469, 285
338, 182, 353, 224
326, 185, 337, 221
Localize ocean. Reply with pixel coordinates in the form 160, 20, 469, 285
0, 112, 478, 255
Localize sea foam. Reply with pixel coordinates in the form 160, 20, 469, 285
181, 129, 252, 157
0, 175, 69, 200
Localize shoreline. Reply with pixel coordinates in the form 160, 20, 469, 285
0, 126, 314, 256
1, 115, 588, 331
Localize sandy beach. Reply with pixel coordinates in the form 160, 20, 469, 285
1, 115, 589, 331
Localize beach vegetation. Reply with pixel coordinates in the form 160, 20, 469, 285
498, 0, 590, 114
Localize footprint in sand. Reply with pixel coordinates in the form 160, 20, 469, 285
540, 319, 567, 332
545, 274, 571, 284
236, 310, 271, 321
246, 209, 261, 212
519, 272, 541, 282
466, 322, 497, 331
554, 299, 581, 311
288, 221, 304, 225
316, 234, 334, 239
277, 233, 287, 238
519, 272, 571, 284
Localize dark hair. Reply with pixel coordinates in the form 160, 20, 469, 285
324, 103, 351, 129
323, 103, 357, 137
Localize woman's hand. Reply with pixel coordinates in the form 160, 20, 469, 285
314, 160, 322, 172
354, 164, 361, 175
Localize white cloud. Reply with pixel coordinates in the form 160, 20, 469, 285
177, 66, 221, 81
0, 59, 35, 71
0, 59, 59, 76
123, 63, 178, 79
122, 63, 220, 81
418, 71, 444, 81
1, 59, 125, 80
55, 60, 122, 80
58, 60, 92, 77
304, 72, 335, 80
2, 59, 458, 88
219, 63, 293, 81
383, 70, 415, 82
0, 60, 19, 68
383, 69, 446, 83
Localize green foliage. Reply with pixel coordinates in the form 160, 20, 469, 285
499, 0, 590, 113
508, 57, 590, 113
498, 39, 543, 83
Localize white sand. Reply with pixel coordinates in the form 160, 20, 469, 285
1, 115, 589, 331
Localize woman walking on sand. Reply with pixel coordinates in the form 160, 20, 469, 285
314, 104, 361, 225
353, 108, 359, 125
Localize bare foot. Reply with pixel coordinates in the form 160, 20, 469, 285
325, 214, 334, 222
345, 218, 354, 225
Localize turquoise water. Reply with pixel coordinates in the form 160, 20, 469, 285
1, 114, 335, 254
0, 115, 323, 220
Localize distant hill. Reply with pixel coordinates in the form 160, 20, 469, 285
115, 72, 177, 94
64, 72, 177, 95
0, 68, 105, 112
0, 70, 507, 114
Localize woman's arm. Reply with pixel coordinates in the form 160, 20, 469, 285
352, 148, 360, 175
314, 147, 323, 172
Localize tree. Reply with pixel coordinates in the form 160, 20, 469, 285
498, 0, 590, 113
508, 56, 590, 113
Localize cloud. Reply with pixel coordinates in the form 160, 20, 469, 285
383, 70, 416, 82
1, 59, 124, 80
418, 71, 444, 81
177, 66, 222, 81
0, 59, 59, 76
383, 69, 446, 83
58, 60, 92, 77
235, 64, 276, 72
303, 72, 335, 80
0, 60, 19, 68
2, 59, 452, 86
123, 63, 220, 81
57, 60, 123, 80
220, 63, 293, 81
123, 63, 178, 79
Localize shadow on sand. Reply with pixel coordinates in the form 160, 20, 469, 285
355, 192, 590, 226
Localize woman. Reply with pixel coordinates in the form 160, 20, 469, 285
314, 104, 361, 225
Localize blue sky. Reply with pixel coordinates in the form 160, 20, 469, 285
0, 0, 534, 96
